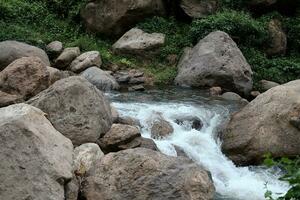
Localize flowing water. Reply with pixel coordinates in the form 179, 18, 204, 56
107, 87, 289, 200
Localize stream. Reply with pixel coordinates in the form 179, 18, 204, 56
107, 87, 289, 200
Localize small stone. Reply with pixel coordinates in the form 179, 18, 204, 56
128, 85, 145, 91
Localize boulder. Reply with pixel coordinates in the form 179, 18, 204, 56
175, 116, 203, 131
55, 47, 80, 69
180, 0, 218, 18
73, 143, 104, 176
28, 76, 113, 146
222, 80, 300, 165
112, 28, 165, 56
81, 148, 215, 200
81, 0, 165, 36
0, 103, 73, 200
175, 31, 253, 95
266, 19, 287, 56
0, 57, 50, 103
117, 116, 141, 128
110, 105, 119, 123
0, 40, 50, 70
81, 67, 120, 91
151, 117, 174, 139
70, 51, 102, 73
118, 137, 159, 151
47, 66, 75, 85
0, 91, 23, 107
260, 79, 280, 92
98, 124, 141, 153
46, 41, 63, 59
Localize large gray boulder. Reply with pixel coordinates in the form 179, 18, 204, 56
175, 31, 253, 95
112, 28, 165, 56
70, 51, 102, 73
81, 67, 120, 91
222, 80, 300, 165
0, 40, 50, 70
81, 148, 215, 200
0, 57, 50, 105
81, 0, 166, 36
180, 0, 218, 18
0, 103, 73, 200
28, 76, 113, 146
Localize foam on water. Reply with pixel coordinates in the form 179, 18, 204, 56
112, 101, 289, 200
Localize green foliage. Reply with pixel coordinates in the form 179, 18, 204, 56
137, 16, 192, 60
144, 64, 177, 85
285, 16, 300, 55
190, 9, 269, 47
264, 154, 300, 200
242, 47, 300, 85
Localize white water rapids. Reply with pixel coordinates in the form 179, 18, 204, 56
109, 90, 289, 200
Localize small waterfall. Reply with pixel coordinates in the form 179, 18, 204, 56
109, 90, 289, 200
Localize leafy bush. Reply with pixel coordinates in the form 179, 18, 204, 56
264, 155, 300, 200
285, 16, 300, 55
190, 9, 269, 47
242, 47, 300, 85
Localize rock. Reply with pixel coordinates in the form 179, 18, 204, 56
117, 116, 141, 128
81, 148, 215, 200
70, 51, 102, 73
118, 137, 159, 151
98, 124, 141, 153
73, 143, 104, 176
47, 66, 75, 85
175, 116, 203, 131
249, 0, 277, 6
111, 105, 119, 123
128, 84, 145, 91
129, 76, 146, 84
151, 117, 174, 139
266, 19, 287, 56
46, 41, 63, 59
260, 79, 280, 92
0, 57, 50, 103
65, 175, 80, 200
81, 0, 166, 36
81, 67, 120, 91
250, 91, 261, 99
0, 91, 23, 107
174, 145, 189, 157
55, 47, 80, 69
0, 40, 50, 70
129, 69, 144, 78
175, 31, 253, 95
115, 73, 131, 83
112, 28, 165, 56
0, 103, 73, 200
166, 54, 178, 65
209, 86, 222, 96
221, 92, 243, 101
28, 76, 113, 146
180, 0, 218, 18
222, 80, 300, 165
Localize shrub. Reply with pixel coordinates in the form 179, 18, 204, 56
190, 9, 269, 47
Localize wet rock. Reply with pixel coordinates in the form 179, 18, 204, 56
0, 103, 73, 200
55, 47, 80, 69
174, 145, 189, 157
0, 40, 50, 70
222, 80, 300, 165
112, 28, 165, 56
175, 31, 253, 95
46, 41, 63, 59
151, 116, 174, 139
0, 57, 50, 104
81, 0, 165, 36
180, 0, 218, 18
260, 80, 280, 92
81, 148, 215, 200
209, 86, 222, 96
81, 67, 119, 91
175, 116, 203, 131
117, 116, 141, 128
28, 76, 113, 146
98, 124, 141, 153
70, 51, 102, 73
128, 85, 145, 91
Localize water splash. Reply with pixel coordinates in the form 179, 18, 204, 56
112, 101, 289, 200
